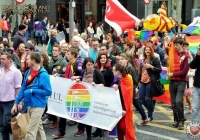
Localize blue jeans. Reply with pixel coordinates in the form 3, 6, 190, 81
139, 82, 154, 118
24, 30, 29, 42
0, 101, 14, 140
42, 30, 48, 45
192, 87, 200, 122
133, 98, 147, 120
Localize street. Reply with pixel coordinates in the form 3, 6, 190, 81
0, 101, 194, 140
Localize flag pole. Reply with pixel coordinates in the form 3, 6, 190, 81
69, 0, 75, 40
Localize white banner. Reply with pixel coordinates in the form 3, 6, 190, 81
47, 76, 122, 131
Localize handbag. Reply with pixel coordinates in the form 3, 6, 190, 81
150, 74, 165, 97
11, 113, 29, 140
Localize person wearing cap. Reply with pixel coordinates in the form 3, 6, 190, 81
13, 24, 26, 51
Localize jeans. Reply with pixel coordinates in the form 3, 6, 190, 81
133, 98, 147, 120
78, 123, 85, 131
169, 80, 186, 121
24, 30, 29, 42
58, 118, 67, 135
192, 87, 200, 122
0, 100, 14, 140
2, 30, 8, 37
42, 30, 48, 45
138, 82, 154, 118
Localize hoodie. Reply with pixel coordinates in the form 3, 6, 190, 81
172, 51, 190, 81
15, 67, 52, 108
49, 56, 67, 75
34, 21, 43, 31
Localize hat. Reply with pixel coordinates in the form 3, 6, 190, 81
18, 24, 26, 30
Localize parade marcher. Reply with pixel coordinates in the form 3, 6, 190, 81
27, 38, 41, 52
139, 45, 162, 122
43, 44, 67, 129
88, 37, 99, 63
0, 41, 21, 69
119, 53, 149, 125
167, 37, 190, 130
87, 22, 95, 38
124, 41, 134, 56
106, 33, 121, 57
112, 63, 136, 140
27, 13, 34, 38
13, 24, 26, 51
75, 57, 105, 140
0, 52, 22, 140
190, 44, 200, 122
60, 43, 68, 58
16, 43, 27, 74
52, 47, 83, 138
132, 35, 144, 60
11, 52, 52, 140
100, 43, 117, 67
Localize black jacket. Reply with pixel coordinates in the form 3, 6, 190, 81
101, 67, 114, 87
139, 57, 162, 81
190, 55, 200, 88
13, 32, 26, 50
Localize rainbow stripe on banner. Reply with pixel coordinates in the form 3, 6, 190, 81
153, 67, 171, 105
185, 35, 200, 54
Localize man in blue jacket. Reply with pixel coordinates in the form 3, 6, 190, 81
11, 52, 52, 140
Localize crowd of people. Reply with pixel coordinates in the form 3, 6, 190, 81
0, 13, 200, 140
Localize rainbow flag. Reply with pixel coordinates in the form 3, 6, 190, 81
185, 35, 200, 54
153, 67, 171, 105
140, 30, 153, 42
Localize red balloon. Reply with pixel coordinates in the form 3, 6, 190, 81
15, 0, 25, 4
144, 0, 151, 4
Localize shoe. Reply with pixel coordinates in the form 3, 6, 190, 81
140, 119, 148, 125
171, 121, 179, 128
178, 121, 184, 130
50, 120, 59, 129
99, 137, 104, 139
148, 118, 153, 122
42, 119, 53, 125
92, 130, 100, 137
68, 120, 77, 126
74, 130, 84, 137
52, 131, 65, 139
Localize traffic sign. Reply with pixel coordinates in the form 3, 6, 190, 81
144, 0, 151, 4
15, 0, 25, 4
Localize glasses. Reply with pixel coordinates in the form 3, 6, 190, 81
92, 44, 98, 47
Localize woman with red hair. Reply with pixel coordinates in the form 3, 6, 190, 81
139, 45, 162, 121
92, 52, 114, 139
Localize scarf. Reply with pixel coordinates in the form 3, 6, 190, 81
65, 59, 76, 78
120, 75, 136, 140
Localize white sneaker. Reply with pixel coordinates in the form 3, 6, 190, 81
42, 119, 53, 125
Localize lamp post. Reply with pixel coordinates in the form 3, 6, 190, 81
69, 0, 75, 40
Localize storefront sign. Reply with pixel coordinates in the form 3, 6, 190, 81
1, 4, 50, 15
47, 76, 122, 131
144, 0, 151, 4
15, 0, 25, 4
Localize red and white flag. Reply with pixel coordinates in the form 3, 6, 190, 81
105, 0, 140, 35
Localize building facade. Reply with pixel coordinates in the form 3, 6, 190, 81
1, 0, 200, 33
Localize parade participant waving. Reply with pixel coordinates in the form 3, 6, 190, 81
112, 63, 136, 140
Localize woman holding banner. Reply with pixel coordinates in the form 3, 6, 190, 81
112, 63, 136, 140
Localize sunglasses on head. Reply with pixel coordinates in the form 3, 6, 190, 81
0, 48, 13, 55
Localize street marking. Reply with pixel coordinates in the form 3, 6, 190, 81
152, 120, 190, 123
136, 129, 180, 140
156, 105, 174, 120
147, 122, 186, 133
